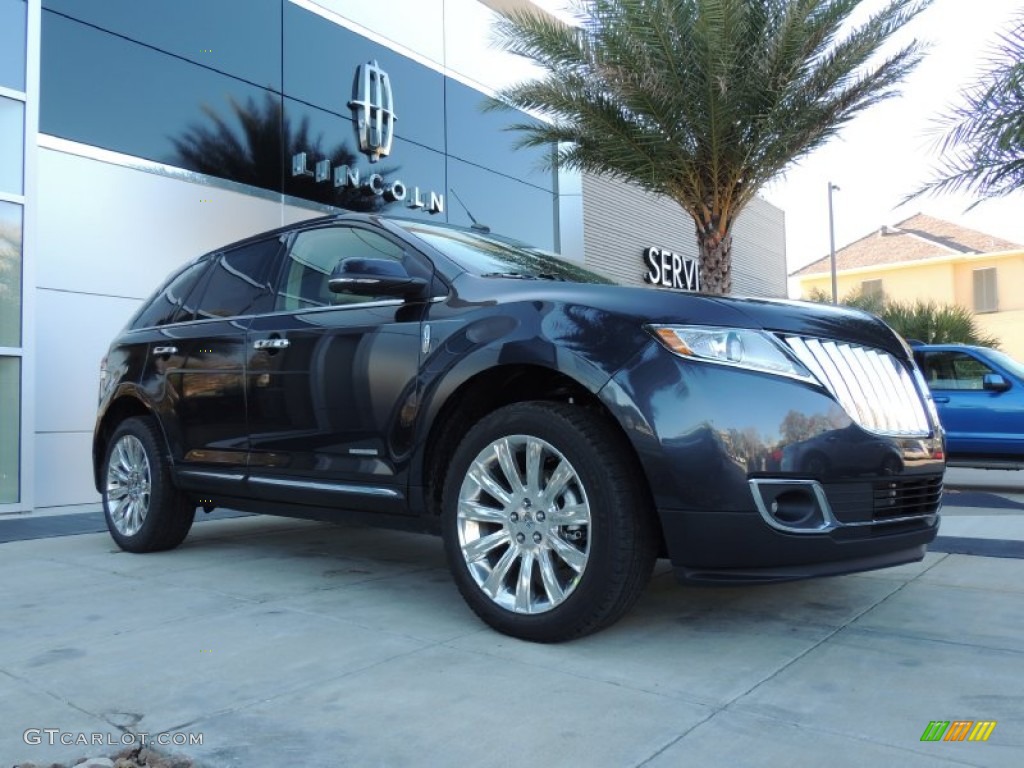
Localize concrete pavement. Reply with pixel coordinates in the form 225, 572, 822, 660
2, 485, 1022, 767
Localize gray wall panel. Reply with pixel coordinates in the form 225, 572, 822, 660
580, 172, 786, 297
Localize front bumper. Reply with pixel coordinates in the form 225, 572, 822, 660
662, 506, 938, 584
600, 341, 944, 580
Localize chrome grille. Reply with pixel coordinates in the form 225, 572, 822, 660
782, 336, 931, 436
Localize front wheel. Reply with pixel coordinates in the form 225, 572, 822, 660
441, 402, 656, 642
102, 417, 194, 552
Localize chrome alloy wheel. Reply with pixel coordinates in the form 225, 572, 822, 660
105, 434, 152, 537
456, 435, 592, 614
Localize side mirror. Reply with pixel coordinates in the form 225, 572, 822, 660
328, 257, 427, 299
983, 373, 1011, 392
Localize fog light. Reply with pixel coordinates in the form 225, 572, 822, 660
749, 479, 837, 533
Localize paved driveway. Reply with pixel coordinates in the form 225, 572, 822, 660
2, 515, 1021, 767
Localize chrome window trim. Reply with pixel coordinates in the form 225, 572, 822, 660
130, 295, 450, 332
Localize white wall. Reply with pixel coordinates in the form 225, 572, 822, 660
33, 142, 324, 508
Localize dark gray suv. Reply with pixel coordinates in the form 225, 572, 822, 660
95, 215, 945, 641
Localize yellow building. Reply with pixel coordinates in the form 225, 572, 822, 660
790, 214, 1024, 360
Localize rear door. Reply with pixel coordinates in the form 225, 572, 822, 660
153, 237, 280, 494
245, 224, 434, 514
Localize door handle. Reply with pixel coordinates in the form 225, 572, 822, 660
152, 346, 178, 356
933, 396, 949, 403
253, 338, 290, 350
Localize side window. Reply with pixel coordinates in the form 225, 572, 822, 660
195, 238, 280, 319
131, 260, 210, 329
275, 227, 407, 311
923, 351, 995, 391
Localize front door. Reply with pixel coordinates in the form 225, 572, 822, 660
245, 225, 431, 514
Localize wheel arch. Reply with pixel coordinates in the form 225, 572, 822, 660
93, 393, 161, 492
417, 363, 665, 553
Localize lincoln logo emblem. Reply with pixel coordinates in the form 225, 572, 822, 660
349, 59, 396, 162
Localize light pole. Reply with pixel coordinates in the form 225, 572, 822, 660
828, 182, 840, 304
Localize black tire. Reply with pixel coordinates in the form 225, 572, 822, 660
101, 416, 194, 553
441, 401, 657, 642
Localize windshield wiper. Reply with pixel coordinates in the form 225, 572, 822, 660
482, 271, 540, 279
481, 271, 565, 281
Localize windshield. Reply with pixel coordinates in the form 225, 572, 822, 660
395, 221, 615, 284
987, 348, 1024, 380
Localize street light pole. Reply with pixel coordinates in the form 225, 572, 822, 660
828, 182, 840, 304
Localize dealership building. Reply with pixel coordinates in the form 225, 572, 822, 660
0, 0, 786, 514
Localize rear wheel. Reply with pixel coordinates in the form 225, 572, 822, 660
442, 402, 656, 642
102, 417, 194, 552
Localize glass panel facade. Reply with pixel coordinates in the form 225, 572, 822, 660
282, 97, 446, 220
41, 12, 279, 179
43, 0, 282, 91
0, 356, 19, 503
283, 1, 445, 152
445, 78, 555, 192
39, 3, 559, 238
0, 201, 22, 347
0, 96, 25, 195
448, 158, 556, 251
0, 0, 28, 92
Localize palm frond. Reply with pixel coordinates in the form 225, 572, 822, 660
493, 0, 931, 239
910, 12, 1024, 205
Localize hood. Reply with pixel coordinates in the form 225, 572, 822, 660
454, 277, 908, 360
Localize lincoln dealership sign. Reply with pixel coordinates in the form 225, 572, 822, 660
292, 60, 444, 214
644, 247, 700, 291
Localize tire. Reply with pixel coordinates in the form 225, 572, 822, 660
441, 401, 657, 642
101, 416, 194, 553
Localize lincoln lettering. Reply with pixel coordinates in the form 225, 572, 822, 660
291, 152, 444, 214
644, 246, 700, 291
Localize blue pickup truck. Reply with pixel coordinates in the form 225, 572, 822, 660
912, 343, 1024, 465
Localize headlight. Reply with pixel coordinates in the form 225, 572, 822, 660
647, 325, 813, 381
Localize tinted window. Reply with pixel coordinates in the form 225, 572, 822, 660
196, 239, 280, 318
0, 0, 27, 92
276, 227, 408, 310
0, 96, 24, 195
0, 355, 19, 503
0, 200, 22, 347
132, 260, 210, 329
920, 351, 995, 391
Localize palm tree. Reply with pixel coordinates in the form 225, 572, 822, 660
491, 0, 932, 294
913, 12, 1024, 205
805, 288, 1001, 347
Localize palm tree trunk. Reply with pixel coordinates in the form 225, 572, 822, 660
697, 230, 732, 295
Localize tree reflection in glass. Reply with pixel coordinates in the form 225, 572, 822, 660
169, 93, 393, 213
